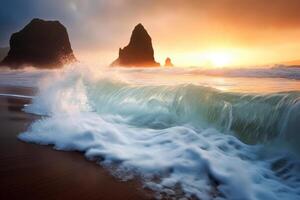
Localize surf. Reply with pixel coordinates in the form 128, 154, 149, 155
2, 64, 299, 199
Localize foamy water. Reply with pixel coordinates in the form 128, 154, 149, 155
1, 65, 300, 199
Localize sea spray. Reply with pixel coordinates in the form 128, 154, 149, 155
11, 65, 300, 199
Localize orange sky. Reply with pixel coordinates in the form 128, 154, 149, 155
72, 0, 300, 67
2, 0, 300, 67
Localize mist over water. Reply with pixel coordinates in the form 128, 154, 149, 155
1, 64, 300, 199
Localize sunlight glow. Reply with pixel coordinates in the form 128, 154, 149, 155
207, 51, 233, 67
157, 49, 238, 68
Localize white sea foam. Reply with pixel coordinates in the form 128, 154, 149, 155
20, 111, 300, 199
6, 64, 300, 199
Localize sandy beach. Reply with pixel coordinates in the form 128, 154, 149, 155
0, 86, 151, 200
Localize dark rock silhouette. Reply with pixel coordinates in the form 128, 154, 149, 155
111, 23, 160, 67
0, 47, 9, 62
164, 57, 173, 67
1, 18, 76, 68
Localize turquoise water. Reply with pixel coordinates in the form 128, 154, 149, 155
1, 65, 300, 199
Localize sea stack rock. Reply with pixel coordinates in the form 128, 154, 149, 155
164, 57, 173, 67
1, 18, 76, 68
111, 23, 160, 67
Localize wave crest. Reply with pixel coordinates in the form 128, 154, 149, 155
19, 66, 300, 199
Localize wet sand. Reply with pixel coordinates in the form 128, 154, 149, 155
0, 86, 152, 200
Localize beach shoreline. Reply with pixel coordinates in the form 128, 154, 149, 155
0, 86, 151, 200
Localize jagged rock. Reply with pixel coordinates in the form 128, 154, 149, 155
111, 23, 160, 67
1, 18, 76, 68
164, 57, 173, 67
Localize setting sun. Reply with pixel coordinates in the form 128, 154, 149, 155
206, 51, 233, 67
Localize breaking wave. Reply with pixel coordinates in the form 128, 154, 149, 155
14, 65, 300, 200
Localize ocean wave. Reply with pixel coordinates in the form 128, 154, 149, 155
19, 111, 300, 199
23, 67, 300, 146
190, 65, 300, 80
1, 65, 300, 90
18, 66, 300, 199
113, 65, 300, 80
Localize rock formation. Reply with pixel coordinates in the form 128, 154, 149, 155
164, 57, 173, 67
0, 47, 9, 62
111, 23, 160, 67
1, 18, 76, 68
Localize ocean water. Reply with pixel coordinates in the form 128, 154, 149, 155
1, 65, 300, 199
